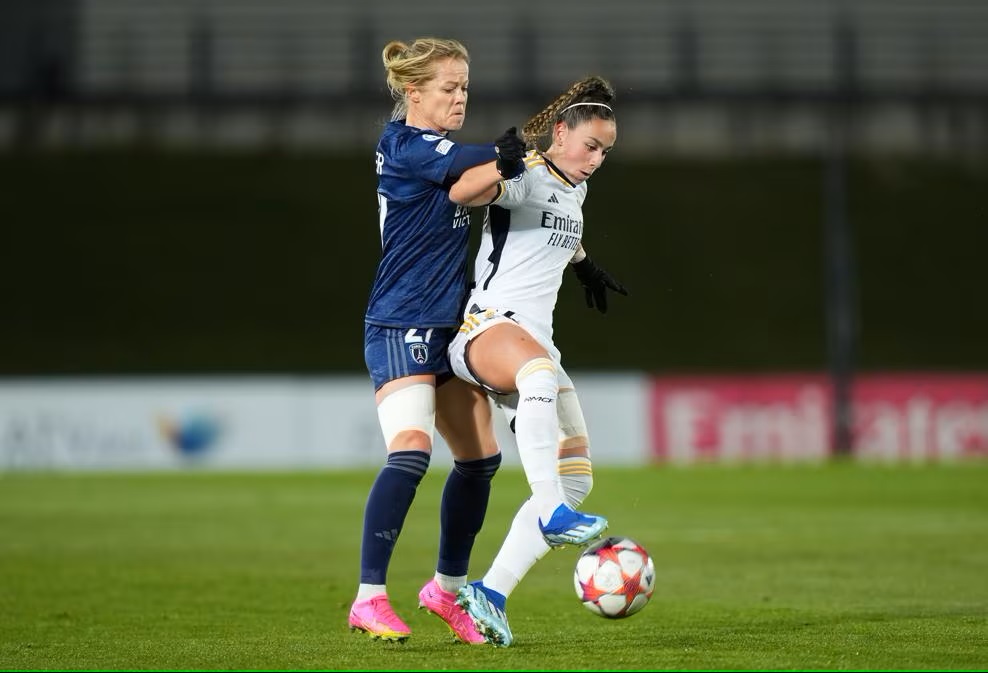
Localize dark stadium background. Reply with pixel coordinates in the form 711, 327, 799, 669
1, 0, 985, 380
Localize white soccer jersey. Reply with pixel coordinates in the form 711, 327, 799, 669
467, 151, 588, 341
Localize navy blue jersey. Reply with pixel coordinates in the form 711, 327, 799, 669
365, 121, 494, 328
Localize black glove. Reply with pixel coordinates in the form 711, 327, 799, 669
494, 127, 526, 179
571, 255, 629, 314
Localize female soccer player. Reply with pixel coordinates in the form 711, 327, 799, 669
349, 37, 526, 644
445, 76, 628, 646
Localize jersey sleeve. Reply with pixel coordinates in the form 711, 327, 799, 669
490, 170, 533, 208
401, 132, 468, 185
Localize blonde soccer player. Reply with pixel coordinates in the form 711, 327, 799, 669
350, 37, 526, 644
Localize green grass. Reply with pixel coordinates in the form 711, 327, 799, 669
1, 464, 986, 670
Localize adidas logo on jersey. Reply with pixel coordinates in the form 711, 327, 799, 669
548, 193, 559, 204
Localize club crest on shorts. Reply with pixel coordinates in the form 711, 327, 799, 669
408, 343, 429, 364
403, 327, 433, 365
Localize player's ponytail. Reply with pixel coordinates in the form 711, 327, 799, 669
521, 76, 616, 151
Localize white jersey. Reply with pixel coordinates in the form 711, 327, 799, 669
467, 151, 587, 341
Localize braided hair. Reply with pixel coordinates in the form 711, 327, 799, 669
521, 76, 616, 151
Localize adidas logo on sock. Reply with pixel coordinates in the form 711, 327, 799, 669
374, 528, 399, 541
548, 193, 559, 204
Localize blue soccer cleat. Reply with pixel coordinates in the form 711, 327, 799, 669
539, 503, 608, 547
456, 581, 512, 647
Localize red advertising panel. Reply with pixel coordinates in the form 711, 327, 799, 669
650, 374, 988, 462
853, 374, 988, 461
651, 375, 832, 463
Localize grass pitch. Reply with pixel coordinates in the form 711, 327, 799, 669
1, 463, 986, 671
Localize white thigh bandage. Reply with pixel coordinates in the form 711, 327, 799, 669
376, 383, 435, 449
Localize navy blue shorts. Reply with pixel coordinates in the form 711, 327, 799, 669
364, 324, 456, 390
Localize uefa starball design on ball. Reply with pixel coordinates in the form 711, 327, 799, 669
573, 536, 655, 618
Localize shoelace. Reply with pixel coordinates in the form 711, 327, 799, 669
363, 597, 403, 626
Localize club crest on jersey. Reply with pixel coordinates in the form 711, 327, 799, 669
408, 343, 429, 364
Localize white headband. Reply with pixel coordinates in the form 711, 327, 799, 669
560, 102, 613, 114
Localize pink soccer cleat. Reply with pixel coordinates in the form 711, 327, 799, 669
348, 595, 411, 642
418, 579, 486, 644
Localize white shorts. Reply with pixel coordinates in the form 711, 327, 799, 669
448, 306, 573, 394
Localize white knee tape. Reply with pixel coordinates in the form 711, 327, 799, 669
376, 383, 435, 448
557, 389, 589, 447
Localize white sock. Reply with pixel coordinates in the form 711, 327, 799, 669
482, 498, 550, 599
531, 480, 563, 524
480, 459, 594, 600
355, 583, 387, 602
514, 359, 563, 522
434, 573, 467, 594
558, 456, 593, 508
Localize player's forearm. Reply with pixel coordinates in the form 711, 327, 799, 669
448, 161, 502, 206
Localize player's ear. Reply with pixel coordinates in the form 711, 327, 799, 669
553, 121, 567, 148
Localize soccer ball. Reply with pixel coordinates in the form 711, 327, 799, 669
573, 536, 655, 618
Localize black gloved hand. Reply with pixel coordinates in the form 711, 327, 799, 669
494, 127, 526, 179
571, 255, 629, 314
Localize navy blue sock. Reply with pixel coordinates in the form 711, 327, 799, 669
438, 453, 502, 577
359, 450, 431, 585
